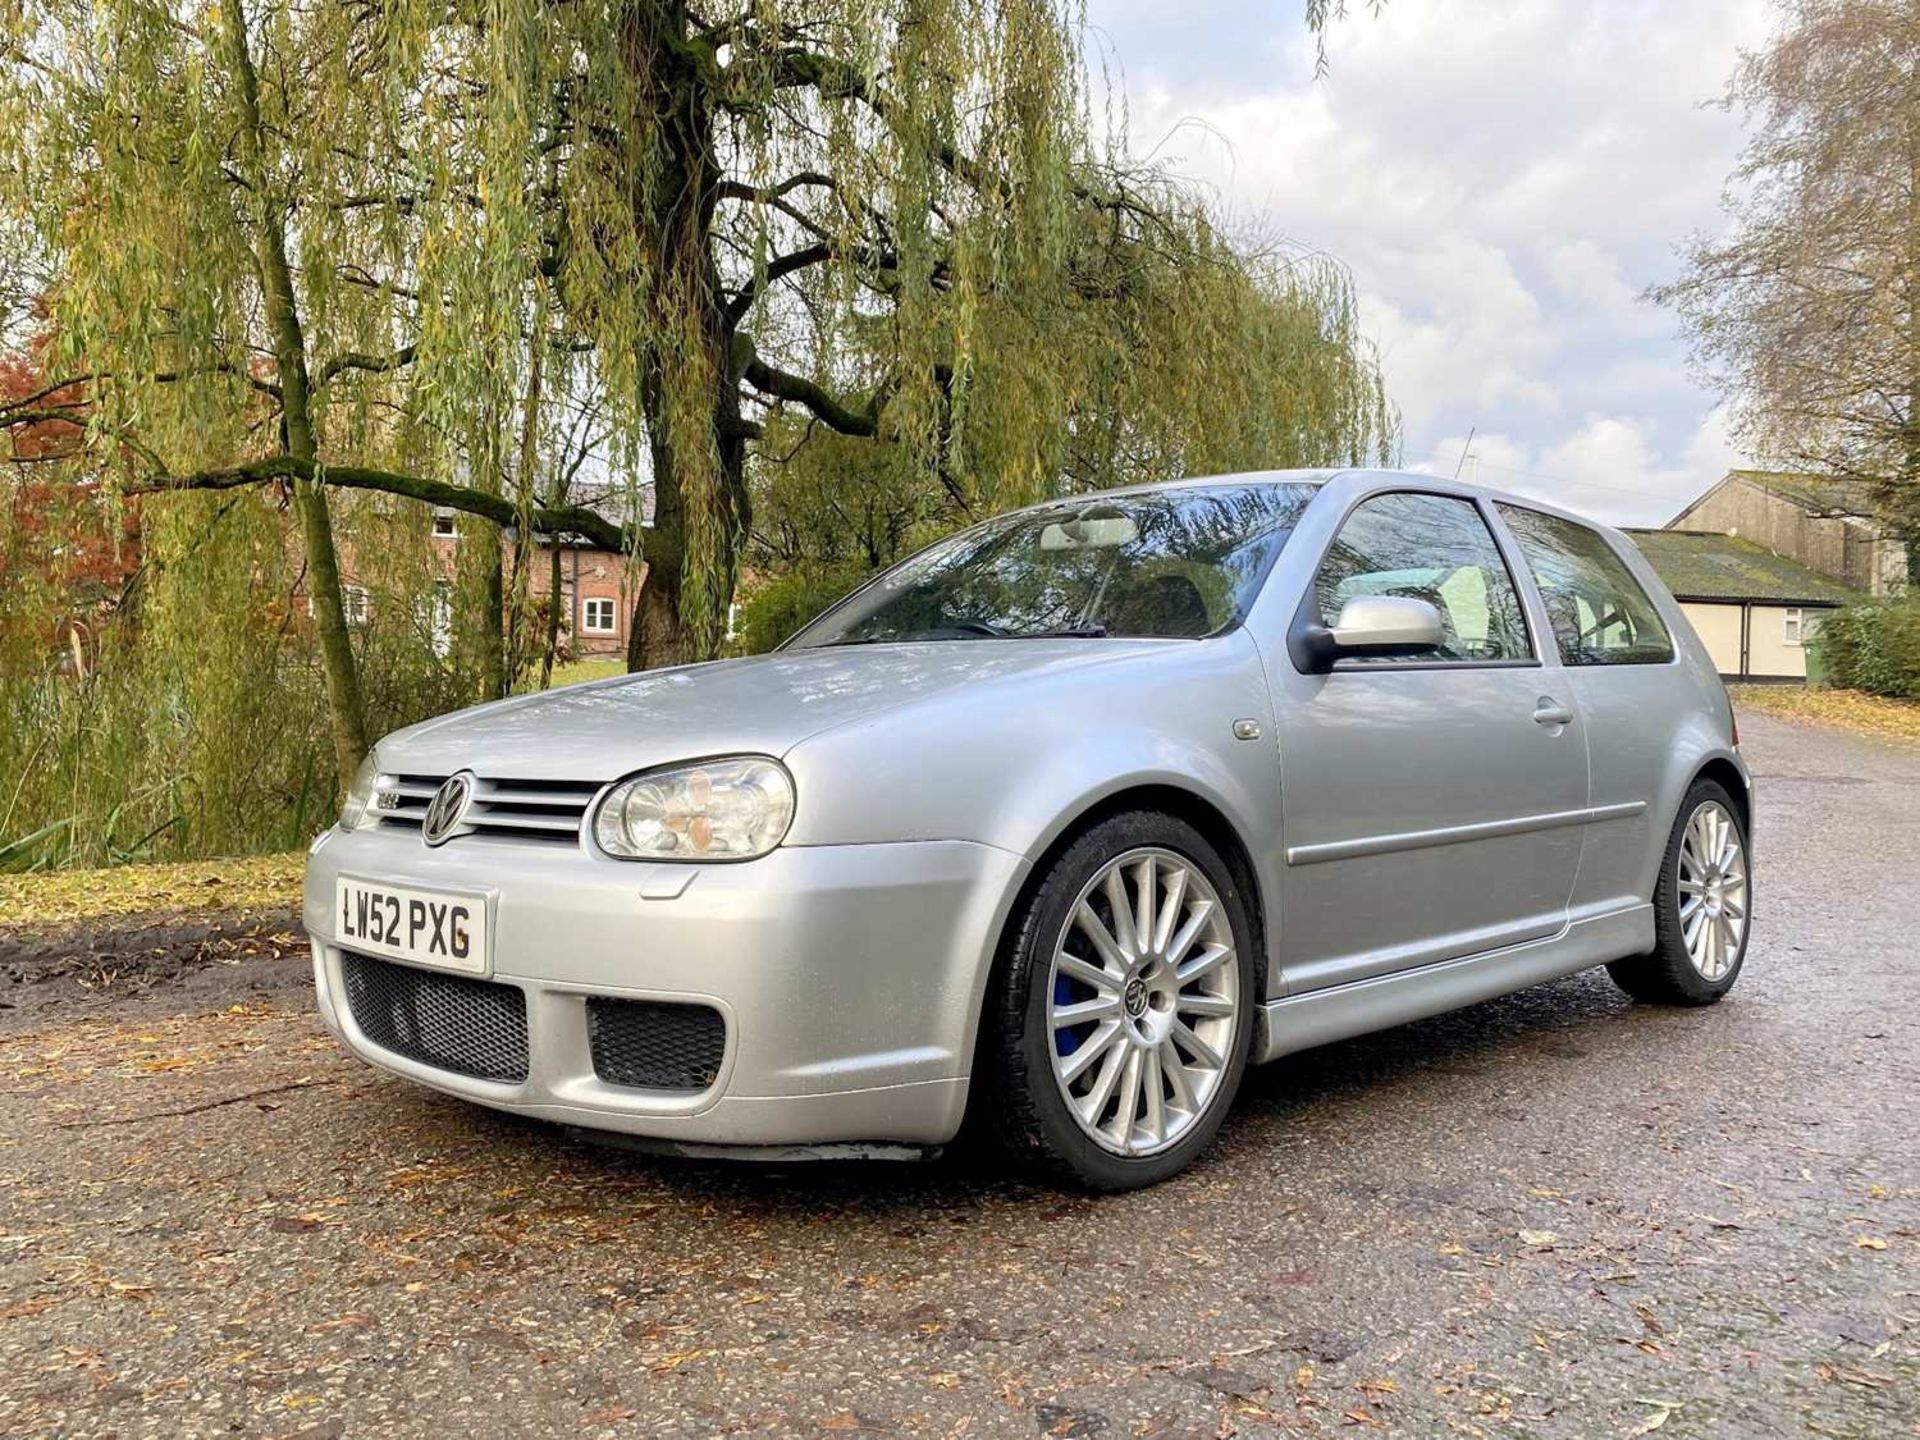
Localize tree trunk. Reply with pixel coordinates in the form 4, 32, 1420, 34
540, 537, 564, 689
1896, 77, 1912, 587
461, 519, 508, 699
504, 305, 548, 690
620, 0, 749, 671
219, 0, 369, 786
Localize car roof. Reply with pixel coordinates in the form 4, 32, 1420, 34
1053, 469, 1623, 537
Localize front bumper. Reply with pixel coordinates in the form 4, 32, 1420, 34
304, 827, 1028, 1147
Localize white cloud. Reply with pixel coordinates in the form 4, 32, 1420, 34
1086, 0, 1775, 525
1412, 406, 1747, 525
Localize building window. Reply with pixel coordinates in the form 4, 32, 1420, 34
426, 580, 452, 658
431, 509, 457, 538
582, 597, 617, 634
310, 585, 372, 625
1783, 607, 1820, 647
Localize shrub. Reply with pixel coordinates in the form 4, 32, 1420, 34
1812, 602, 1920, 701
733, 564, 873, 655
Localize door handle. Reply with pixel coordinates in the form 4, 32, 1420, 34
1533, 697, 1575, 727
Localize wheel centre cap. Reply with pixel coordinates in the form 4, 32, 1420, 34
1123, 977, 1148, 1018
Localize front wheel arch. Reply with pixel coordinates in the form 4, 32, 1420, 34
992, 784, 1269, 1009
973, 805, 1261, 1187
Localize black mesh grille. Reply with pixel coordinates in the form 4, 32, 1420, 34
586, 998, 726, 1092
341, 952, 528, 1084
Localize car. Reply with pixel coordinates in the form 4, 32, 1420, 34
304, 469, 1753, 1190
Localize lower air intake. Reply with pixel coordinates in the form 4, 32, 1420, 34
341, 952, 529, 1084
586, 998, 726, 1092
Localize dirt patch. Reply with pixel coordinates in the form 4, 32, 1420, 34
0, 906, 311, 1031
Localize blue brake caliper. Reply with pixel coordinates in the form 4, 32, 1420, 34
1054, 974, 1081, 1055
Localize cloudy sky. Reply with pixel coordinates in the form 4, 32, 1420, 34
1082, 0, 1776, 525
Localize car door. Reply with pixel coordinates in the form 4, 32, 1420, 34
1268, 488, 1590, 993
1494, 503, 1692, 922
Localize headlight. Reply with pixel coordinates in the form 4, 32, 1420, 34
338, 752, 381, 831
593, 757, 795, 861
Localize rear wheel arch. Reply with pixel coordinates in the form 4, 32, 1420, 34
1691, 756, 1749, 836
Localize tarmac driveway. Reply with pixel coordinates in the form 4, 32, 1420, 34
0, 712, 1915, 1437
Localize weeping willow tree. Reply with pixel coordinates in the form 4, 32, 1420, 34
2, 0, 1393, 795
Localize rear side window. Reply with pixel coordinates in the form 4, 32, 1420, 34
1313, 491, 1533, 663
1496, 506, 1675, 666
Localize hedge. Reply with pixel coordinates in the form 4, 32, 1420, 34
1811, 602, 1920, 701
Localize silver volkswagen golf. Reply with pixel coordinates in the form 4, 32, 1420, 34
305, 470, 1752, 1189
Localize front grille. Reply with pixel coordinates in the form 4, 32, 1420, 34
375, 773, 602, 845
341, 952, 529, 1083
586, 998, 726, 1092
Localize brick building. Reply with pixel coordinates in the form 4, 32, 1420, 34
311, 496, 647, 663
423, 508, 644, 660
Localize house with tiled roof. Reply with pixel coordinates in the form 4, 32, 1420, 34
1625, 527, 1865, 681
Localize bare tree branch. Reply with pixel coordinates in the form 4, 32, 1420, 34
128, 455, 632, 551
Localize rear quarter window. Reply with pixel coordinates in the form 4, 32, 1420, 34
1496, 505, 1675, 666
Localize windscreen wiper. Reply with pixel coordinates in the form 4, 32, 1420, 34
823, 622, 1008, 646
1013, 624, 1108, 639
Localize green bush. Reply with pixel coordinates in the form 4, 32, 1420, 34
1811, 602, 1920, 701
733, 564, 873, 655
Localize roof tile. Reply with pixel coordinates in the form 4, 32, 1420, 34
1624, 528, 1865, 605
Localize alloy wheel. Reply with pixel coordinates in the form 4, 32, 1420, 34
1045, 847, 1241, 1157
1678, 800, 1747, 981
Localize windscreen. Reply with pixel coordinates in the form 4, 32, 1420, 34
786, 483, 1318, 647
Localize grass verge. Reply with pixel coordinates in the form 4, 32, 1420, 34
0, 852, 305, 929
541, 659, 627, 688
1731, 684, 1920, 745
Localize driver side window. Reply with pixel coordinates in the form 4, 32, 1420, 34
1313, 492, 1533, 664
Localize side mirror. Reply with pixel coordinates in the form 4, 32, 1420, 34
1299, 595, 1444, 671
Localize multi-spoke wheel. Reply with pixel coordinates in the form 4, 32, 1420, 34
1609, 778, 1752, 1005
982, 810, 1256, 1190
1677, 800, 1748, 981
1047, 848, 1239, 1156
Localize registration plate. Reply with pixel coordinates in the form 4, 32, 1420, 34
334, 877, 490, 975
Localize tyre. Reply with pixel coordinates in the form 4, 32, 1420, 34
981, 809, 1258, 1190
1608, 779, 1751, 1005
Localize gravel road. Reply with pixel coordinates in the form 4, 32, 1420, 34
1, 712, 1915, 1438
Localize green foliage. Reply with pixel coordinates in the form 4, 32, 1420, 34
1, 0, 1393, 651
0, 0, 1398, 868
1811, 603, 1920, 702
0, 495, 468, 871
736, 564, 874, 653
739, 225, 1397, 648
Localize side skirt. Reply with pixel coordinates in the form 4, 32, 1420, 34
1251, 904, 1655, 1064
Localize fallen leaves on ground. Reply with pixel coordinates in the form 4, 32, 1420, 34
1626, 1399, 1682, 1435
1731, 684, 1920, 744
0, 852, 305, 928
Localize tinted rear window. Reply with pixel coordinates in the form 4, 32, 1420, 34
1497, 506, 1675, 666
